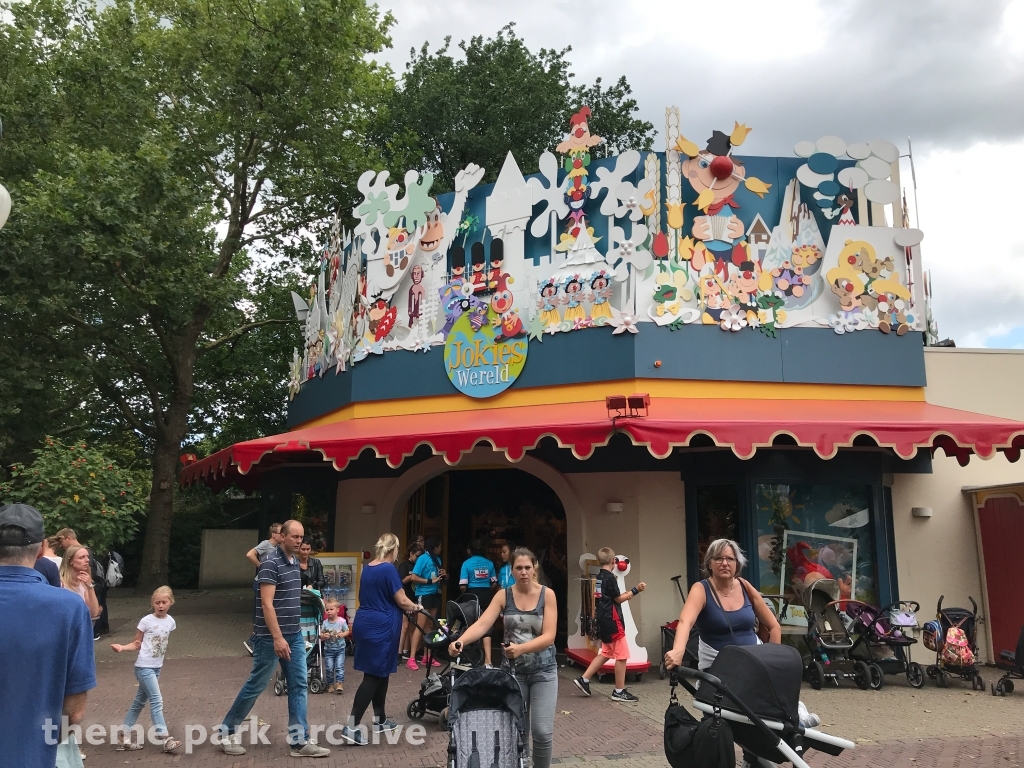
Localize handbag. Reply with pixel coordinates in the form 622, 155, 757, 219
664, 674, 735, 768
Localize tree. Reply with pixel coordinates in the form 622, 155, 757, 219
381, 24, 654, 191
1, 437, 147, 555
0, 0, 394, 588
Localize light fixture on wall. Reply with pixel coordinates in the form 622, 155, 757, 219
912, 507, 933, 518
605, 502, 624, 514
606, 393, 650, 422
361, 504, 376, 515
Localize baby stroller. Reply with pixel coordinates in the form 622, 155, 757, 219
273, 589, 327, 695
407, 595, 481, 729
846, 600, 924, 689
992, 623, 1024, 696
659, 575, 700, 679
801, 580, 872, 690
672, 644, 854, 768
447, 665, 527, 768
923, 595, 984, 690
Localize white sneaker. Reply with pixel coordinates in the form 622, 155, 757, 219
290, 739, 330, 757
222, 732, 246, 756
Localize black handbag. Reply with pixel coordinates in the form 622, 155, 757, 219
664, 674, 735, 768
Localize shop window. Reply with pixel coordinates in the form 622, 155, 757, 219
695, 485, 740, 574
754, 484, 876, 606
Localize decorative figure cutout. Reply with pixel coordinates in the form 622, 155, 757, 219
407, 263, 425, 327
825, 238, 914, 335
683, 123, 771, 276
561, 274, 587, 325
489, 273, 524, 340
537, 277, 562, 330
555, 106, 603, 250
588, 270, 614, 324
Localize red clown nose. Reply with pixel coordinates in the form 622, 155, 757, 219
710, 155, 734, 180
616, 560, 628, 571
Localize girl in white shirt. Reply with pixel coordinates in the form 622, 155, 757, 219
111, 586, 181, 752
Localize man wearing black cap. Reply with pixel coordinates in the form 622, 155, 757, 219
0, 503, 96, 768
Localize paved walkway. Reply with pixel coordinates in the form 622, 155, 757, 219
71, 589, 1024, 767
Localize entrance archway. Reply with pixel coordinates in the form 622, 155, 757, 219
405, 468, 569, 649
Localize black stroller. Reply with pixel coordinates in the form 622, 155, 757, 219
923, 596, 984, 689
407, 595, 482, 729
672, 644, 854, 768
992, 623, 1024, 696
447, 666, 527, 768
802, 579, 872, 690
659, 575, 699, 679
274, 589, 327, 695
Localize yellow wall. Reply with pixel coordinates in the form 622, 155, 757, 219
892, 347, 1024, 661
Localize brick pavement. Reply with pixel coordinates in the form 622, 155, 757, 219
72, 590, 1023, 768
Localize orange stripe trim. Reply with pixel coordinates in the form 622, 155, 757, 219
293, 379, 925, 430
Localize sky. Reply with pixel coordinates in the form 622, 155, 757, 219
372, 0, 1024, 348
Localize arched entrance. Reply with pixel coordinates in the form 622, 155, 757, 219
404, 468, 570, 650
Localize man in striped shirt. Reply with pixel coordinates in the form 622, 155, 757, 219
219, 519, 329, 758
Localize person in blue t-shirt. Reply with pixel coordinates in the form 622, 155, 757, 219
459, 539, 497, 665
0, 504, 96, 768
497, 542, 516, 588
406, 537, 446, 670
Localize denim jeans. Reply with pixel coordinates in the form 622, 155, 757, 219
221, 633, 308, 745
123, 666, 167, 737
517, 665, 557, 768
323, 646, 346, 685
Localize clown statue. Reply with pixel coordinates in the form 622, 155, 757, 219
489, 273, 524, 340
555, 106, 603, 251
676, 123, 771, 278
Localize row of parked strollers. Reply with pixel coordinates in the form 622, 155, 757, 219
795, 579, 1023, 695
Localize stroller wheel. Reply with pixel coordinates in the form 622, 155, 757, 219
274, 679, 285, 696
1003, 679, 1014, 694
973, 675, 985, 691
407, 700, 426, 720
309, 677, 324, 694
853, 661, 871, 690
868, 663, 885, 690
807, 661, 825, 691
439, 707, 450, 731
659, 663, 667, 680
937, 671, 948, 688
907, 662, 925, 689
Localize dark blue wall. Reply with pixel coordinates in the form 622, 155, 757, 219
286, 326, 927, 427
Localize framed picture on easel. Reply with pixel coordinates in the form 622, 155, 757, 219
778, 530, 858, 626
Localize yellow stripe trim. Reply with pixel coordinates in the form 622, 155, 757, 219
294, 380, 924, 430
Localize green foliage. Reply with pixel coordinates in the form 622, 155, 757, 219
0, 0, 395, 585
380, 23, 654, 191
1, 437, 147, 554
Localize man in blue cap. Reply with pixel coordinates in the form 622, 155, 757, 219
0, 503, 96, 768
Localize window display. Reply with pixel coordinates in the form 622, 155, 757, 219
755, 484, 876, 619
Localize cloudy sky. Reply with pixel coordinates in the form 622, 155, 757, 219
374, 0, 1024, 348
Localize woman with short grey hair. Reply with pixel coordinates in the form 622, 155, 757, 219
663, 538, 780, 671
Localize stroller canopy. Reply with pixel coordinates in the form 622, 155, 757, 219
449, 667, 526, 729
802, 579, 840, 611
696, 644, 803, 727
300, 589, 326, 616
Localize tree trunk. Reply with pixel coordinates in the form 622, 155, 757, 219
136, 432, 184, 591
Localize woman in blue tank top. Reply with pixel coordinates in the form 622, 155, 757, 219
663, 538, 781, 671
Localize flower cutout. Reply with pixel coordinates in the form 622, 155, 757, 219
572, 317, 593, 331
609, 310, 639, 335
720, 305, 747, 332
666, 201, 685, 231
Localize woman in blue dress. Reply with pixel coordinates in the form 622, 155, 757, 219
340, 533, 418, 745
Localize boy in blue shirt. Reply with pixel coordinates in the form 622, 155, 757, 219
459, 540, 497, 666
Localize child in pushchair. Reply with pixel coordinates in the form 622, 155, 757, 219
406, 594, 484, 729
846, 600, 925, 689
670, 644, 854, 768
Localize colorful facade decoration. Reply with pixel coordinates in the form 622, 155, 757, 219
287, 107, 927, 398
